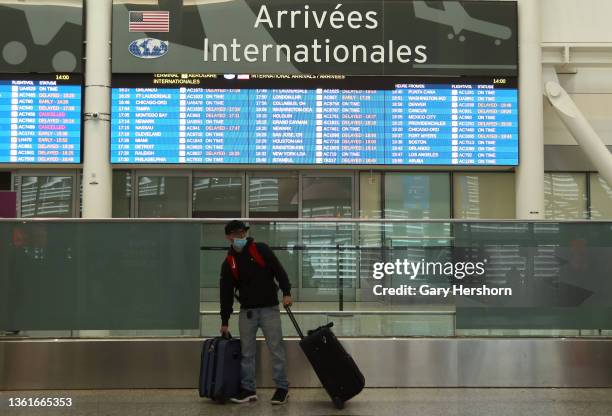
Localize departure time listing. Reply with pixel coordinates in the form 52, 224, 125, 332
0, 75, 82, 164
111, 74, 518, 166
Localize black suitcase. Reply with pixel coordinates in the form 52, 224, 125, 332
198, 334, 241, 402
285, 306, 365, 409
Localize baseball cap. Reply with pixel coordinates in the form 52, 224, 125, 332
224, 220, 250, 235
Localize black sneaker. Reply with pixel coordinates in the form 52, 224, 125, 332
230, 389, 258, 404
270, 388, 289, 405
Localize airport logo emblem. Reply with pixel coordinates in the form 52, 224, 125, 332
129, 38, 168, 59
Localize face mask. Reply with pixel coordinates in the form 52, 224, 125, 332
232, 238, 248, 250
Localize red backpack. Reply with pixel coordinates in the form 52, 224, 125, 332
226, 242, 266, 282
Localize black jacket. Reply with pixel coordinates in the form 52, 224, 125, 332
220, 238, 291, 325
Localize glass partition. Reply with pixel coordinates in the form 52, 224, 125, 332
1, 221, 200, 334
385, 173, 450, 219
137, 175, 189, 218
544, 172, 588, 220
359, 172, 381, 219
193, 175, 244, 303
2, 219, 612, 339
112, 170, 132, 218
301, 176, 356, 303
453, 173, 516, 219
248, 175, 298, 218
590, 174, 612, 220
18, 175, 74, 218
193, 176, 243, 218
302, 176, 353, 219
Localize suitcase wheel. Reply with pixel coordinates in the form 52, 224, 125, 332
212, 396, 228, 405
332, 397, 345, 409
211, 393, 228, 404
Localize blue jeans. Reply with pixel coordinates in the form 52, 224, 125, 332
238, 305, 289, 391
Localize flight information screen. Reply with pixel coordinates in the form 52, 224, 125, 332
111, 74, 518, 166
0, 74, 82, 164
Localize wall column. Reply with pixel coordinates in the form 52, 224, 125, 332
516, 0, 545, 219
78, 0, 113, 337
82, 0, 112, 218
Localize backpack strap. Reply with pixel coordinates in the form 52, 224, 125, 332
226, 253, 239, 302
226, 244, 265, 281
225, 243, 266, 303
248, 243, 266, 269
226, 254, 239, 281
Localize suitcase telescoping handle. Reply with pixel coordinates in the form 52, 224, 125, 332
284, 305, 304, 339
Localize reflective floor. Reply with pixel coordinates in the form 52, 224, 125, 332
2, 388, 612, 416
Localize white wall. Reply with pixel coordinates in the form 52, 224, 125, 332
541, 0, 612, 43
541, 1, 612, 147
545, 69, 612, 145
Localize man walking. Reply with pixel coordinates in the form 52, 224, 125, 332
220, 220, 292, 405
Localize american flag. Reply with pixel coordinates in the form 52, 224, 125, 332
129, 11, 169, 32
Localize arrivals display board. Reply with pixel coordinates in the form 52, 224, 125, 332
110, 74, 518, 166
0, 74, 82, 164
0, 1, 83, 165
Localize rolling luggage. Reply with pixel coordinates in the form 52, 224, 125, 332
285, 305, 365, 409
198, 334, 241, 402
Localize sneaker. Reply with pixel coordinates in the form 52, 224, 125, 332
230, 389, 257, 404
270, 388, 289, 405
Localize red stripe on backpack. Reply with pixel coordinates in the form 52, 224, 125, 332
227, 242, 266, 281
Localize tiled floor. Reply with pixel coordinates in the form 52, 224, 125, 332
2, 388, 612, 416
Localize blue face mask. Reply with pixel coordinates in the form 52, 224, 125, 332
232, 238, 248, 250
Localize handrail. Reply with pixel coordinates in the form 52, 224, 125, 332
199, 244, 453, 251
200, 310, 456, 316
1, 218, 611, 224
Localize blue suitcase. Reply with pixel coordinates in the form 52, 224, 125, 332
198, 335, 241, 402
